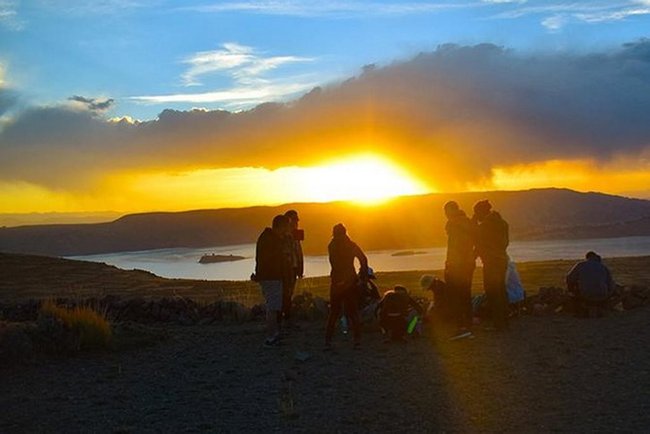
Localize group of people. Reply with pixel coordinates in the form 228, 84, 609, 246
253, 199, 617, 348
251, 210, 304, 347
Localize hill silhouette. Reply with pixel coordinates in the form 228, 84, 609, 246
1, 188, 650, 257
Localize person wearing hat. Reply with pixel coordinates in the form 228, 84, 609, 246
325, 223, 369, 349
443, 200, 476, 340
473, 199, 510, 331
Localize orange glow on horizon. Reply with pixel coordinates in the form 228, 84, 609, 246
2, 156, 650, 215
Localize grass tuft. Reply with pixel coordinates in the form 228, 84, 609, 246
40, 300, 112, 350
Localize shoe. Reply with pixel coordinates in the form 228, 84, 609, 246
353, 342, 361, 350
449, 330, 473, 341
323, 342, 333, 352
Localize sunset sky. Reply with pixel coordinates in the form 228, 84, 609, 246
1, 1, 650, 218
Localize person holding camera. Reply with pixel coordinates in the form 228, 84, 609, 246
281, 209, 304, 330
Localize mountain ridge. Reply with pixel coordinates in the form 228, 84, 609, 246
1, 188, 650, 256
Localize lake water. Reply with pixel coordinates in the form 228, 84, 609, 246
68, 236, 650, 281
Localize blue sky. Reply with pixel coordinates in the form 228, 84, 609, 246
2, 0, 650, 120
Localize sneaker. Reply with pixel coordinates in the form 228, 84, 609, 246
449, 330, 473, 341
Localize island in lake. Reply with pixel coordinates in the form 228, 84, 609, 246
198, 254, 246, 264
391, 250, 428, 257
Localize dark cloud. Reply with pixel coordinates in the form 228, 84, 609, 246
0, 88, 17, 116
2, 41, 650, 190
68, 95, 115, 112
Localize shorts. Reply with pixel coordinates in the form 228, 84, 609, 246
260, 280, 283, 311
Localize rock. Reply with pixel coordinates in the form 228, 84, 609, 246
294, 350, 312, 363
623, 294, 644, 310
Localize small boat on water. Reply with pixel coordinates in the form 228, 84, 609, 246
198, 254, 246, 264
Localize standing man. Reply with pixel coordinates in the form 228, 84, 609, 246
444, 200, 476, 340
325, 223, 368, 350
254, 214, 291, 347
473, 200, 510, 331
281, 210, 304, 329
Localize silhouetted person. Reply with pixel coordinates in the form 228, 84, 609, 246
567, 251, 614, 317
444, 200, 476, 340
325, 223, 368, 350
254, 214, 291, 347
281, 209, 304, 329
473, 200, 510, 331
376, 285, 423, 342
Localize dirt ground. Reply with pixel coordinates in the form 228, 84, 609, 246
2, 306, 650, 433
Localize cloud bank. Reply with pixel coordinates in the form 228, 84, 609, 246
1, 41, 650, 191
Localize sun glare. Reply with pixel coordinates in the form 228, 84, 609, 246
296, 155, 430, 204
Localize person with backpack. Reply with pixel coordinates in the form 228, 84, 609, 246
376, 285, 424, 342
566, 251, 614, 317
325, 223, 368, 350
443, 200, 476, 340
253, 214, 292, 347
473, 200, 510, 331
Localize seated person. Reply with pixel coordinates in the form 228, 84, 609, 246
566, 251, 614, 318
376, 285, 424, 341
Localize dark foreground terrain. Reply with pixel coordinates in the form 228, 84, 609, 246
2, 307, 650, 433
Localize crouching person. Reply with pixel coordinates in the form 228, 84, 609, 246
566, 251, 614, 318
376, 285, 424, 342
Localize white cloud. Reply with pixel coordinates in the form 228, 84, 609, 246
132, 42, 316, 108
37, 0, 148, 15
541, 14, 568, 30
486, 1, 650, 29
0, 0, 24, 30
179, 1, 471, 17
130, 81, 317, 107
180, 42, 311, 87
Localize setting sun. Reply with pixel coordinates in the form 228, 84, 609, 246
294, 154, 430, 204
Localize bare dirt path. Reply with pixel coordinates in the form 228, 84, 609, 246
2, 307, 650, 433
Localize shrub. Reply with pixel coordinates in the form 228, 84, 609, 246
40, 300, 112, 351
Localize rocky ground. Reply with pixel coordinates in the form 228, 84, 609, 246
2, 306, 650, 433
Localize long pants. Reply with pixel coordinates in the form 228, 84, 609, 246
483, 259, 509, 330
325, 285, 361, 344
282, 275, 297, 321
445, 264, 474, 329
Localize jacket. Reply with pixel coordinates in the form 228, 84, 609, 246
445, 209, 476, 268
475, 211, 509, 263
566, 258, 614, 301
255, 228, 289, 281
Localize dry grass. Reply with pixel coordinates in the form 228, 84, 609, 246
40, 300, 112, 350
